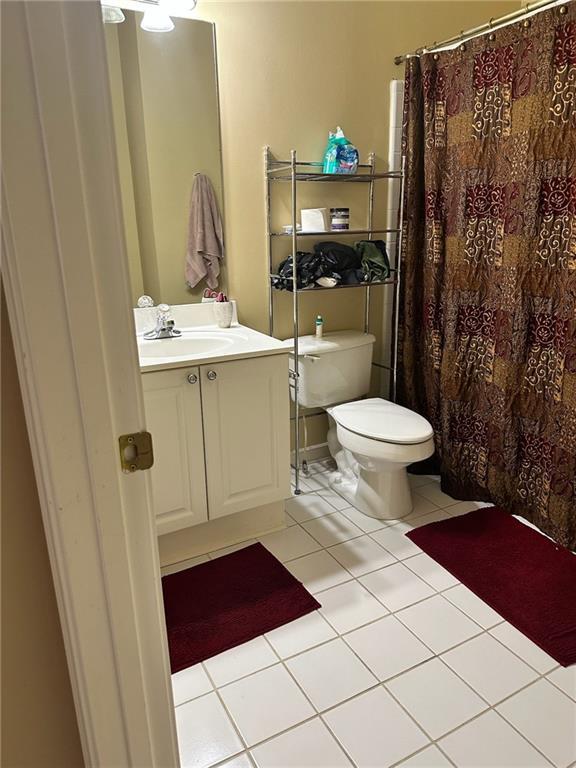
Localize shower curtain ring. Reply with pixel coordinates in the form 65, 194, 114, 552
488, 19, 496, 42
522, 3, 532, 27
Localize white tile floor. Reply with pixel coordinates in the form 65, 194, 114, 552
167, 462, 576, 768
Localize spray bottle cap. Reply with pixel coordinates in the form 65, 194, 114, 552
316, 314, 323, 323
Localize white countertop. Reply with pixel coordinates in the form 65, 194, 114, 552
138, 322, 291, 372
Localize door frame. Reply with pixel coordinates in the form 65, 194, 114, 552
2, 2, 180, 765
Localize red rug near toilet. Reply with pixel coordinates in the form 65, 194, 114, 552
407, 507, 576, 666
162, 543, 320, 673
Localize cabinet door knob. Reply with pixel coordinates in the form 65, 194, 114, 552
187, 373, 198, 384
207, 370, 217, 381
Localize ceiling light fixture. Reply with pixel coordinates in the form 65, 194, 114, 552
140, 6, 175, 33
101, 5, 126, 23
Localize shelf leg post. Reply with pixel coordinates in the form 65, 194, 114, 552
290, 149, 302, 495
265, 146, 274, 337
364, 152, 376, 334
390, 155, 406, 403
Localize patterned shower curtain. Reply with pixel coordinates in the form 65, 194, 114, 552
398, 3, 576, 549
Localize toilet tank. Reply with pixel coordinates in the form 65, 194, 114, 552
287, 330, 376, 408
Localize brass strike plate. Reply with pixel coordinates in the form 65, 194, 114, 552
119, 431, 154, 473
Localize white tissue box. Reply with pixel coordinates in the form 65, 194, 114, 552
301, 208, 328, 232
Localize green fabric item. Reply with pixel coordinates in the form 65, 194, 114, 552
355, 240, 391, 282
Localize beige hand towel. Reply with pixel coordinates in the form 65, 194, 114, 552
185, 173, 224, 290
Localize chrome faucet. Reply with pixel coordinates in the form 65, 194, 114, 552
143, 304, 182, 340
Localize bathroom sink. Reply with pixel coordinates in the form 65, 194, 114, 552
135, 306, 291, 372
138, 332, 234, 361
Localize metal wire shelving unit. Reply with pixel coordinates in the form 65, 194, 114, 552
264, 146, 406, 494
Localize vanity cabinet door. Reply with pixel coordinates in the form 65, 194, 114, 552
142, 367, 208, 534
201, 355, 291, 520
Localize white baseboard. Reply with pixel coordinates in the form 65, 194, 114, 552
157, 501, 285, 567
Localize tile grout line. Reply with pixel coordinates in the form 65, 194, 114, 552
381, 668, 557, 768
257, 634, 362, 768
286, 477, 571, 684
176, 464, 571, 768
199, 664, 253, 759
192, 657, 558, 768
176, 587, 565, 719
289, 464, 571, 765
399, 655, 558, 763
193, 604, 548, 765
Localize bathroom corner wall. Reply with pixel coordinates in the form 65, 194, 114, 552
196, 0, 518, 450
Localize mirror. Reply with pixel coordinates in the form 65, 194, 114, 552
104, 9, 225, 306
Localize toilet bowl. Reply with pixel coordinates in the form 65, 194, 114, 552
327, 398, 434, 520
287, 330, 434, 520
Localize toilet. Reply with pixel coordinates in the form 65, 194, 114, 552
289, 330, 434, 520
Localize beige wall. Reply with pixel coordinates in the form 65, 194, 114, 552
198, 0, 518, 335
1, 289, 85, 768
107, 13, 225, 306
195, 0, 517, 448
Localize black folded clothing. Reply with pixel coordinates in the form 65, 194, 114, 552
272, 251, 332, 291
313, 241, 362, 272
272, 240, 381, 292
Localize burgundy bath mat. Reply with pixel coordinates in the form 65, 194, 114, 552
407, 507, 576, 666
162, 542, 320, 673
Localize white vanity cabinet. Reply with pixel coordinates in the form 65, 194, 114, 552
142, 354, 290, 534
201, 355, 291, 519
142, 366, 208, 534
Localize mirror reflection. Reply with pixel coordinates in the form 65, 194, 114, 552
104, 9, 225, 306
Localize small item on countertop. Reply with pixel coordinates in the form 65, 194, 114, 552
201, 288, 219, 303
316, 276, 338, 288
330, 207, 350, 231
212, 293, 233, 328
301, 208, 329, 233
315, 314, 324, 339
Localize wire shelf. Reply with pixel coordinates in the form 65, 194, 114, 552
270, 228, 401, 238
268, 170, 402, 183
264, 145, 406, 496
269, 276, 398, 292
267, 159, 375, 170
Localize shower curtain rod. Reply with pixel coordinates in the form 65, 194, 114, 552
394, 0, 568, 65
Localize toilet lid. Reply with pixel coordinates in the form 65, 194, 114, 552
330, 398, 434, 445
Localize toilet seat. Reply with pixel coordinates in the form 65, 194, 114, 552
329, 397, 433, 446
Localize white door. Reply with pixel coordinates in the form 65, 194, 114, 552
143, 367, 208, 534
2, 2, 179, 764
201, 355, 291, 519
